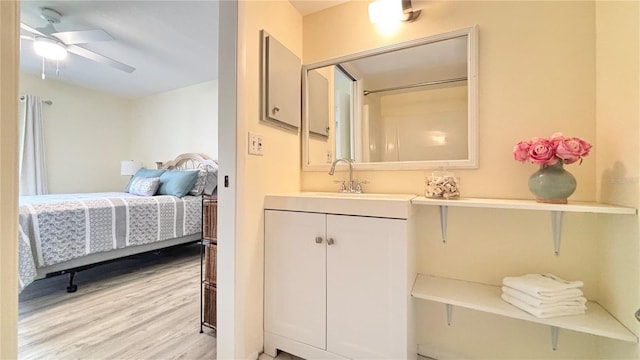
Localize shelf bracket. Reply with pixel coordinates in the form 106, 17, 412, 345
446, 304, 453, 326
439, 205, 448, 243
550, 326, 559, 351
550, 211, 563, 256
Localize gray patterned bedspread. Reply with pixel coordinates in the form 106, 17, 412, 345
18, 192, 202, 292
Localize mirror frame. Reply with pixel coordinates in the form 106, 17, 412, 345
302, 26, 478, 171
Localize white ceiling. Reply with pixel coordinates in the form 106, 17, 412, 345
20, 0, 219, 99
18, 0, 347, 99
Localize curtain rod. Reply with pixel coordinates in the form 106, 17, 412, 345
363, 76, 468, 96
19, 95, 53, 105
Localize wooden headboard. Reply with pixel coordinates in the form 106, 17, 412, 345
156, 153, 218, 172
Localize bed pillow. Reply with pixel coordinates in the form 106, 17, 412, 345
203, 164, 219, 196
188, 169, 208, 196
128, 177, 161, 196
157, 170, 200, 197
125, 168, 166, 192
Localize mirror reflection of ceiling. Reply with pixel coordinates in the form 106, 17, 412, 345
342, 36, 468, 90
19, 1, 219, 98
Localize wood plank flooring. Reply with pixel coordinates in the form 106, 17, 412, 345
18, 243, 216, 360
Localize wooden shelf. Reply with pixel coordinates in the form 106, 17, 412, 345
412, 274, 638, 344
411, 197, 637, 215
411, 197, 636, 254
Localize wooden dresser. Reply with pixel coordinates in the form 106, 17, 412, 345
201, 195, 217, 331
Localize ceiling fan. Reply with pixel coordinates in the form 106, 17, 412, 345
20, 7, 136, 74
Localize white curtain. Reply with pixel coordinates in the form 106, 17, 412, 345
19, 94, 48, 195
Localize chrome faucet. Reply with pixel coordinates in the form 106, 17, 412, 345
329, 158, 354, 193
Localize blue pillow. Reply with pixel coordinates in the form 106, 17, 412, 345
157, 170, 200, 197
125, 168, 166, 192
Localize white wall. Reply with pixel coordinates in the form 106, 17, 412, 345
129, 80, 219, 167
19, 73, 132, 193
378, 85, 468, 162
18, 75, 219, 193
301, 1, 638, 358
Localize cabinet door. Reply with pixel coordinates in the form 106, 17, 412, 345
264, 210, 326, 349
326, 215, 407, 359
262, 32, 301, 129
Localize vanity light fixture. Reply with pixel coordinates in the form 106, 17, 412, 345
368, 0, 421, 24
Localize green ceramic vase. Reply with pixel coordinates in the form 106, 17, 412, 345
528, 160, 576, 204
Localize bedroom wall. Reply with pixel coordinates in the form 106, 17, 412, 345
19, 73, 132, 193
301, 1, 636, 358
233, 1, 303, 358
129, 80, 219, 167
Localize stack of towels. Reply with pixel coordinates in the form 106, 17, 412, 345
501, 273, 587, 318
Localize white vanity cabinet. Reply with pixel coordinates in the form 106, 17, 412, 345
264, 193, 416, 360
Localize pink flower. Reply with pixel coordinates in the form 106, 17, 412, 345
528, 138, 559, 166
514, 134, 591, 166
513, 141, 530, 162
577, 138, 592, 156
550, 132, 566, 149
555, 138, 581, 164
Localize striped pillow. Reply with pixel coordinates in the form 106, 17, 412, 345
189, 169, 208, 196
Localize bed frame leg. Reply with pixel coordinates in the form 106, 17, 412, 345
66, 271, 78, 293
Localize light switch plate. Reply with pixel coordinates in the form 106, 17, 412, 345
248, 132, 263, 156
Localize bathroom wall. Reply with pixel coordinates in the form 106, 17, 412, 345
234, 1, 303, 357
302, 0, 596, 200
594, 1, 640, 358
301, 1, 638, 358
0, 1, 20, 357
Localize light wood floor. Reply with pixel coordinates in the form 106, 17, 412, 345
18, 243, 216, 360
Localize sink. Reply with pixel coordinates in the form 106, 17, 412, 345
299, 192, 416, 200
264, 192, 416, 218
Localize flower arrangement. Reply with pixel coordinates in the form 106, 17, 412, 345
513, 133, 592, 166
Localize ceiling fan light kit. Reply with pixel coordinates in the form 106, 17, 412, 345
20, 7, 136, 78
33, 37, 67, 60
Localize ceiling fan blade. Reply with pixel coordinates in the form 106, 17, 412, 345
20, 23, 47, 37
52, 30, 114, 45
67, 45, 136, 73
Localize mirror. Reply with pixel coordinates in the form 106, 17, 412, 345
302, 27, 478, 170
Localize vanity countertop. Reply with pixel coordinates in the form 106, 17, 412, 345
264, 192, 416, 219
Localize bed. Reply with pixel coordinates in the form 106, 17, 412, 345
18, 153, 218, 293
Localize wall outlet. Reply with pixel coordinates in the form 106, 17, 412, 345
326, 150, 332, 163
248, 132, 263, 156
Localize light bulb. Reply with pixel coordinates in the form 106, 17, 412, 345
368, 0, 403, 24
33, 37, 67, 61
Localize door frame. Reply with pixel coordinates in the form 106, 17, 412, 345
217, 0, 238, 358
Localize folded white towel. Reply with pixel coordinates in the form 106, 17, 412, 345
501, 293, 586, 319
502, 286, 587, 307
502, 273, 583, 298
